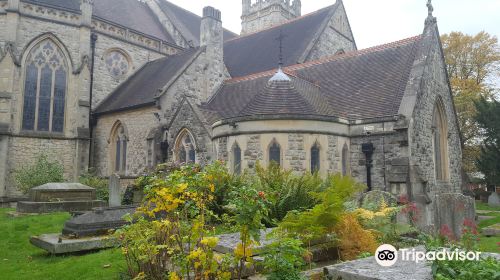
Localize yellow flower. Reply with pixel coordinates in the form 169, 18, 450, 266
200, 237, 219, 248
209, 184, 215, 193
169, 272, 181, 280
178, 183, 188, 192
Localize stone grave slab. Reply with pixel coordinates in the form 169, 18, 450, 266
30, 233, 117, 254
482, 224, 500, 237
108, 174, 122, 207
62, 206, 136, 238
488, 192, 500, 207
17, 183, 106, 213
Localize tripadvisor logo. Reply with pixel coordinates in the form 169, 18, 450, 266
375, 244, 482, 267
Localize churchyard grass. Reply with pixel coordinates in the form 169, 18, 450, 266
476, 201, 500, 212
475, 201, 500, 253
0, 208, 125, 280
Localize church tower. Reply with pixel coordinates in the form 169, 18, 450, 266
241, 0, 301, 35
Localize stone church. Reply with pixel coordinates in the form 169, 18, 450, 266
0, 0, 468, 232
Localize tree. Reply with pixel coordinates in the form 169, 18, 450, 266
441, 31, 500, 173
474, 97, 500, 188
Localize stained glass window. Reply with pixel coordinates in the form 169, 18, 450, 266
104, 50, 129, 78
269, 141, 281, 166
22, 39, 67, 133
342, 143, 349, 176
113, 125, 127, 173
311, 144, 320, 173
233, 144, 242, 174
175, 130, 196, 164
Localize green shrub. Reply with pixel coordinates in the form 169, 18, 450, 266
279, 174, 366, 242
255, 163, 323, 225
262, 237, 307, 280
432, 256, 500, 280
79, 170, 108, 202
14, 154, 64, 194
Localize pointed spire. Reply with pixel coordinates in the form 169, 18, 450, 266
425, 0, 437, 25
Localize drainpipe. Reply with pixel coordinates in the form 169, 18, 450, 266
88, 33, 98, 169
362, 143, 375, 191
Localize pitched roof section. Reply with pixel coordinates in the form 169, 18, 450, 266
223, 3, 338, 78
206, 36, 422, 121
94, 48, 201, 114
23, 0, 174, 43
156, 0, 237, 46
23, 0, 80, 11
93, 0, 174, 43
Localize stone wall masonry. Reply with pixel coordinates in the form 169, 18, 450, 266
167, 100, 213, 165
6, 136, 79, 197
286, 133, 306, 172
410, 26, 463, 195
350, 130, 410, 192
217, 133, 344, 176
93, 106, 160, 178
92, 33, 166, 107
306, 4, 356, 61
158, 49, 229, 123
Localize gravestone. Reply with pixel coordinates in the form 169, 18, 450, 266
62, 205, 136, 237
109, 174, 121, 207
17, 183, 106, 213
434, 193, 475, 239
488, 192, 500, 207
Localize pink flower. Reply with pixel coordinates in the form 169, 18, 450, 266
439, 224, 455, 241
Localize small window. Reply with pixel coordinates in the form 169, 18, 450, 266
269, 141, 281, 166
147, 139, 155, 168
175, 130, 196, 164
342, 143, 349, 176
311, 143, 320, 173
111, 124, 127, 173
233, 144, 242, 174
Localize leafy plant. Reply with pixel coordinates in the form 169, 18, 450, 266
262, 236, 307, 280
79, 169, 108, 201
432, 256, 500, 280
333, 213, 378, 261
279, 174, 365, 243
255, 163, 322, 224
14, 154, 64, 194
117, 163, 233, 280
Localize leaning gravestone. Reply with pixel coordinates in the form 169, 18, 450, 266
109, 174, 122, 207
17, 183, 106, 213
488, 192, 500, 207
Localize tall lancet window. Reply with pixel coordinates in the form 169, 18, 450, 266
111, 123, 128, 174
310, 143, 320, 173
22, 39, 67, 132
269, 140, 281, 167
175, 130, 196, 164
233, 143, 242, 174
432, 101, 449, 181
342, 143, 349, 176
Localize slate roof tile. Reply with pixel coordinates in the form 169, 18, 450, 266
94, 47, 201, 114
205, 36, 422, 121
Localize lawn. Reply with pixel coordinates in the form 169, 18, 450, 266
0, 208, 125, 280
475, 201, 500, 253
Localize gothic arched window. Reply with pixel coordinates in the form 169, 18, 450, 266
111, 123, 128, 174
310, 143, 320, 173
104, 49, 130, 79
342, 143, 349, 176
432, 101, 449, 181
269, 140, 281, 167
22, 39, 67, 133
233, 143, 242, 174
175, 130, 196, 164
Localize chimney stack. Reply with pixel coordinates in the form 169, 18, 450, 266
80, 0, 94, 28
199, 6, 225, 102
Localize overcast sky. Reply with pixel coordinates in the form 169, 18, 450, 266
166, 0, 500, 49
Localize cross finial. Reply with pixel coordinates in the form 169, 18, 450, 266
427, 0, 433, 17
425, 0, 437, 25
275, 29, 287, 68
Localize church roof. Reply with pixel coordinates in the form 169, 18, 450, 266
224, 3, 339, 78
204, 36, 422, 122
156, 0, 237, 46
94, 47, 202, 114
